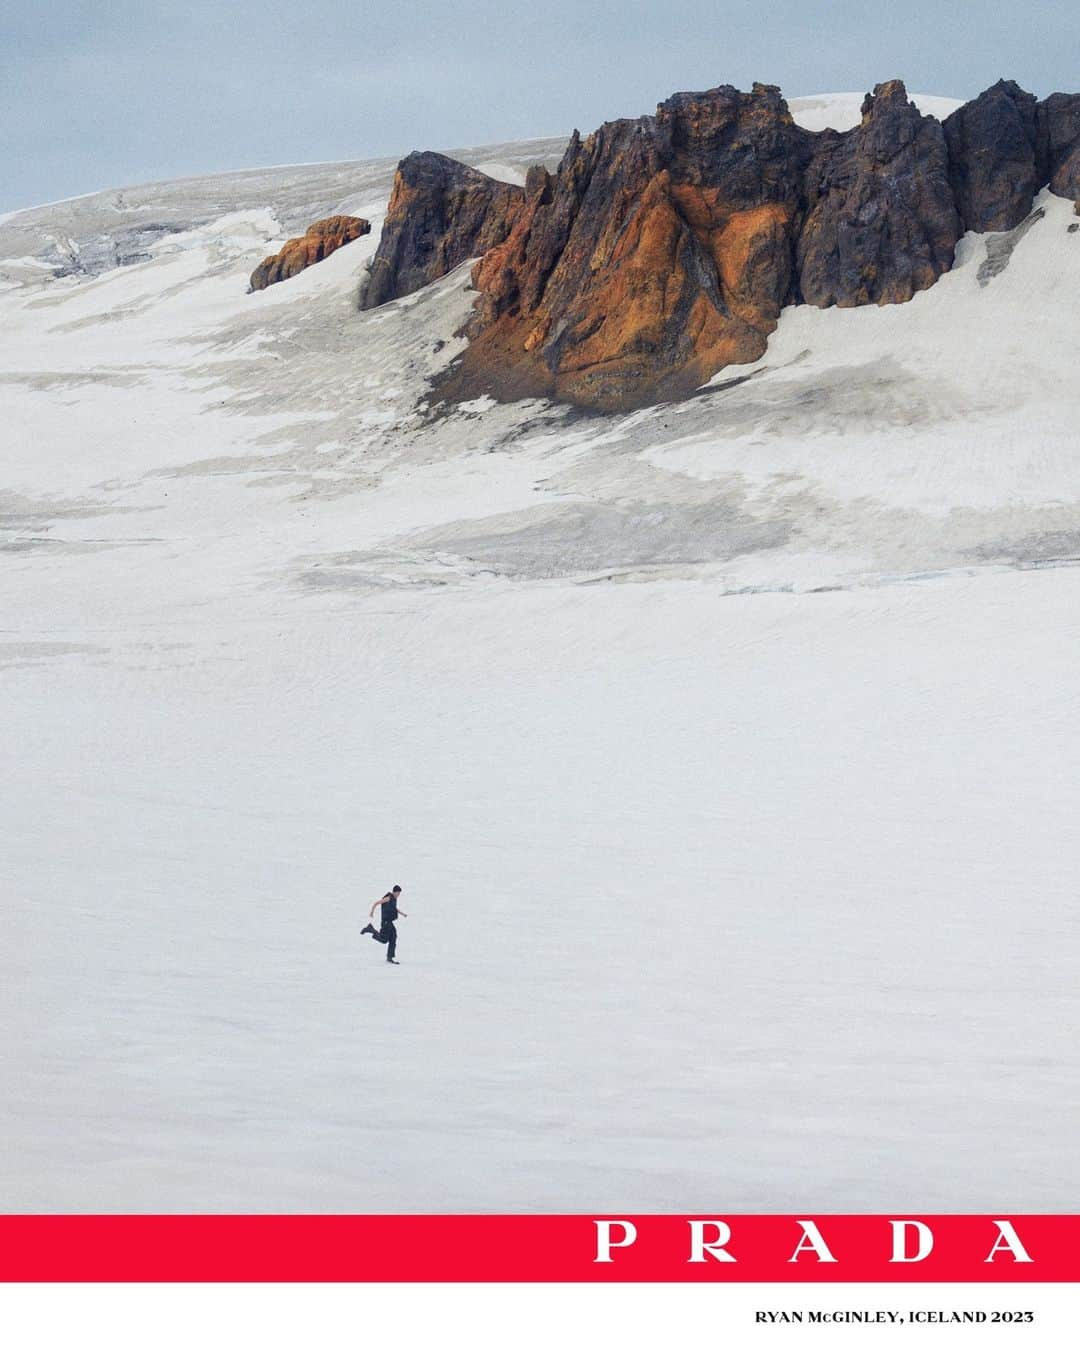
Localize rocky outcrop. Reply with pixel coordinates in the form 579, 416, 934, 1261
448, 80, 961, 409
799, 81, 959, 307
360, 152, 524, 309
450, 83, 805, 409
362, 77, 1080, 411
1038, 93, 1080, 206
943, 81, 1040, 233
250, 215, 370, 290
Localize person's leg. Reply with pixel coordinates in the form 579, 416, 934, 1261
371, 926, 389, 945
386, 922, 397, 961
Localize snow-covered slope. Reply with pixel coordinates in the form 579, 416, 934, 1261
2, 96, 1078, 1213
0, 136, 567, 282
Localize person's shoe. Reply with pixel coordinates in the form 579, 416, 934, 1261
361, 924, 375, 936
387, 958, 400, 964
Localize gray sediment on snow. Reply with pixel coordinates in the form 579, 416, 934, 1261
977, 207, 1046, 285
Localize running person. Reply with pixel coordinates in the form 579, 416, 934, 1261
361, 885, 406, 964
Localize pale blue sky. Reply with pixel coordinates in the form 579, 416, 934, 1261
3, 0, 1079, 211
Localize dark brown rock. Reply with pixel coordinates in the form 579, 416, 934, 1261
250, 215, 370, 290
360, 152, 524, 309
797, 81, 960, 307
943, 80, 1039, 232
1038, 93, 1080, 204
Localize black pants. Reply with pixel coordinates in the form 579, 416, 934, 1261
371, 920, 397, 960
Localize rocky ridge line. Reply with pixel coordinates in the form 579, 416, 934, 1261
359, 152, 524, 309
361, 79, 1080, 411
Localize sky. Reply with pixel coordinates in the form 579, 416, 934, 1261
3, 0, 1080, 212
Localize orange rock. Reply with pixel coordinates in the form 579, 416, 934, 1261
370, 77, 1080, 410
250, 215, 370, 290
446, 85, 805, 411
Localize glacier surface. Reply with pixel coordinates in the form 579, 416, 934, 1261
2, 95, 1078, 1212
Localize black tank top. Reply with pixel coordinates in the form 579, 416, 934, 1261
381, 892, 398, 922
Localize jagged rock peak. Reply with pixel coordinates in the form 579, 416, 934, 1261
798, 79, 960, 308
943, 80, 1040, 233
444, 77, 963, 408
250, 215, 369, 291
357, 76, 1080, 410
1039, 92, 1080, 203
359, 152, 524, 310
447, 80, 807, 409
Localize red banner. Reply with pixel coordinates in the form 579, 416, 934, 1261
1, 1216, 1077, 1282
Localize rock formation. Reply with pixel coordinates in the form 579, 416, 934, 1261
359, 77, 1080, 410
360, 152, 524, 309
446, 80, 962, 409
943, 80, 1040, 233
455, 83, 807, 408
250, 215, 370, 290
799, 81, 959, 306
1038, 93, 1080, 206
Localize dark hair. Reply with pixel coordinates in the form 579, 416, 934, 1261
392, 885, 402, 893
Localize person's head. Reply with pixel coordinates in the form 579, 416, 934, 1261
392, 885, 402, 895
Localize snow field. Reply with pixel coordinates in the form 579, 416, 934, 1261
2, 95, 1079, 1210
